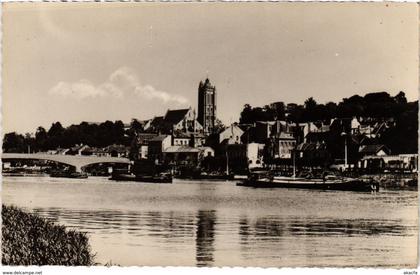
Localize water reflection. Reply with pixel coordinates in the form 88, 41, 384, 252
237, 217, 413, 241
29, 206, 416, 267
5, 177, 414, 267
195, 210, 216, 267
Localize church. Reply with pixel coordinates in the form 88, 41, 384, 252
197, 78, 216, 135
144, 78, 217, 139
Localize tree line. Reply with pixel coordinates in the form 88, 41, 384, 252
240, 91, 411, 124
239, 91, 418, 154
3, 120, 143, 153
3, 91, 418, 155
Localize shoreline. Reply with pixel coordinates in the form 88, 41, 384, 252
3, 172, 417, 188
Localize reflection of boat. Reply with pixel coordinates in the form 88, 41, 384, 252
110, 172, 172, 183
237, 172, 379, 192
50, 171, 88, 179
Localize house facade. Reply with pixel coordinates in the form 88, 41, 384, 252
219, 124, 244, 145
148, 135, 172, 163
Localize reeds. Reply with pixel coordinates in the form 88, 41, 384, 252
2, 205, 95, 266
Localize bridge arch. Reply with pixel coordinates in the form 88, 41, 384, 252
2, 153, 131, 173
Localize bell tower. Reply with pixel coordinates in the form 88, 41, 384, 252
197, 78, 216, 135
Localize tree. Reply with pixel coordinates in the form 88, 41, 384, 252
394, 91, 407, 105
325, 102, 338, 119
304, 97, 317, 110
130, 119, 143, 133
271, 102, 285, 120
114, 120, 127, 145
128, 134, 140, 161
239, 104, 253, 124
35, 127, 48, 151
47, 122, 65, 149
287, 105, 305, 123
3, 132, 25, 153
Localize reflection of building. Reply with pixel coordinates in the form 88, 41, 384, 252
198, 78, 216, 135
195, 210, 216, 267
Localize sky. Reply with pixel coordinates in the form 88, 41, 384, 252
3, 2, 419, 134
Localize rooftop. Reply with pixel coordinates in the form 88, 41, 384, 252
164, 146, 201, 153
164, 109, 190, 124
359, 144, 389, 154
150, 135, 170, 142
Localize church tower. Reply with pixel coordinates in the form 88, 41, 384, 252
197, 78, 216, 135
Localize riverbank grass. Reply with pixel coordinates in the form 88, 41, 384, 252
2, 204, 95, 265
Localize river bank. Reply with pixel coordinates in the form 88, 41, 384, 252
2, 204, 95, 265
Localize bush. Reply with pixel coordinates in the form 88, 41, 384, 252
2, 204, 95, 265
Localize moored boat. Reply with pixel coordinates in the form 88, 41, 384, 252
237, 172, 379, 192
110, 172, 172, 183
175, 172, 233, 180
50, 170, 88, 179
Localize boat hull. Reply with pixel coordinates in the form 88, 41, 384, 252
110, 173, 172, 183
237, 177, 378, 192
50, 171, 88, 179
175, 174, 233, 180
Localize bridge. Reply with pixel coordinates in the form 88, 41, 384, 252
2, 153, 131, 172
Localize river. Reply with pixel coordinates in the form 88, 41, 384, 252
2, 176, 418, 267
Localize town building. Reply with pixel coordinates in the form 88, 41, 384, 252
163, 108, 203, 134
219, 124, 244, 145
148, 135, 172, 163
273, 132, 296, 159
359, 154, 418, 173
359, 144, 390, 157
296, 142, 329, 167
163, 146, 215, 167
104, 144, 130, 158
173, 133, 191, 146
135, 133, 159, 159
144, 108, 204, 136
143, 116, 164, 133
253, 121, 276, 143
197, 78, 216, 135
226, 142, 265, 173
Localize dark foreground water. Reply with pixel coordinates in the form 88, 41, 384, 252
2, 176, 418, 267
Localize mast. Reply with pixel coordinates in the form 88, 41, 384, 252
226, 149, 229, 175
292, 148, 296, 178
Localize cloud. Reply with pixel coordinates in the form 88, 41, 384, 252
134, 85, 189, 104
49, 67, 189, 105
